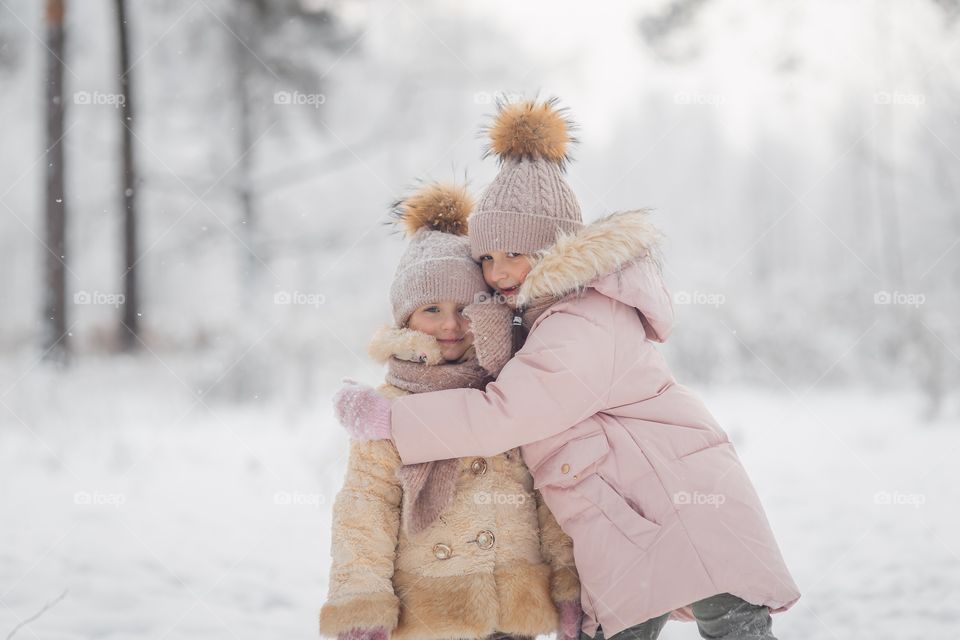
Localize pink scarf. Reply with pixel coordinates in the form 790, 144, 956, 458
388, 354, 490, 535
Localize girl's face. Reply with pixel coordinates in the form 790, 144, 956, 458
407, 301, 474, 362
479, 251, 532, 308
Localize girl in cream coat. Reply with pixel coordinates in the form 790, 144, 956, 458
319, 182, 581, 640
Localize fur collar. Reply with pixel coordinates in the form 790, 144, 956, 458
368, 325, 479, 368
368, 326, 445, 365
516, 209, 663, 307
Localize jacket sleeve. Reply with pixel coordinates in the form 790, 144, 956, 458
319, 438, 404, 637
535, 489, 580, 605
392, 309, 614, 464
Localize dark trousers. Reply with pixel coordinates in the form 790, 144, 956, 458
579, 593, 776, 640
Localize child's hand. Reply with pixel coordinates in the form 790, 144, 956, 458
333, 380, 392, 441
558, 598, 583, 640
337, 627, 388, 640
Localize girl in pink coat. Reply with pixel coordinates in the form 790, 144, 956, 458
335, 99, 800, 640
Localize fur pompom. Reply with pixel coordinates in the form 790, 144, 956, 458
390, 183, 474, 237
483, 96, 577, 169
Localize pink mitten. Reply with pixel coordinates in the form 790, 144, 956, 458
557, 598, 583, 640
333, 381, 392, 441
337, 627, 388, 640
463, 299, 515, 377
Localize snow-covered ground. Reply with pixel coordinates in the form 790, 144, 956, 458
2, 0, 958, 637
1, 357, 957, 639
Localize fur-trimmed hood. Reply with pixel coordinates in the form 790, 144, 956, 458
516, 209, 675, 343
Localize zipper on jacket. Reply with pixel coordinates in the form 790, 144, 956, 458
512, 308, 525, 353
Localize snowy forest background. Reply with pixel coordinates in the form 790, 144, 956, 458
1, 0, 959, 638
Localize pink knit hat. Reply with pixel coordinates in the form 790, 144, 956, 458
470, 97, 583, 259
389, 182, 488, 327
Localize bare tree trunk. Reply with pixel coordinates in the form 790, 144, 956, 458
870, 0, 908, 375
43, 0, 68, 363
115, 0, 140, 350
230, 0, 265, 402
233, 0, 259, 289
874, 1, 903, 288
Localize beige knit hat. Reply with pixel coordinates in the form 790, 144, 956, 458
389, 182, 489, 327
470, 97, 583, 259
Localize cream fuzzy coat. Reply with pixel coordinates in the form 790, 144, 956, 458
320, 328, 579, 640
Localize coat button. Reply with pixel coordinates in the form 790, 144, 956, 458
471, 458, 488, 476
432, 543, 452, 560
476, 530, 495, 550
561, 463, 570, 474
